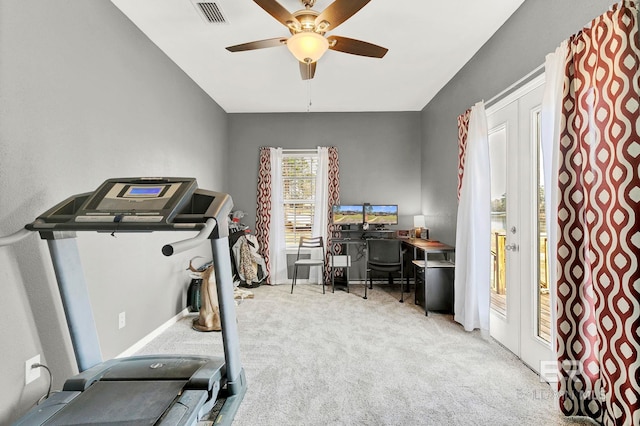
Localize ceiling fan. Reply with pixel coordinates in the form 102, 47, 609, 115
225, 0, 388, 80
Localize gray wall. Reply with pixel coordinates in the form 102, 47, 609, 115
0, 1, 228, 422
228, 112, 422, 282
420, 0, 616, 245
228, 112, 422, 231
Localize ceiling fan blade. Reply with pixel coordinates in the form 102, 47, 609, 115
327, 35, 388, 58
315, 0, 371, 31
226, 37, 287, 52
300, 61, 317, 80
254, 0, 297, 27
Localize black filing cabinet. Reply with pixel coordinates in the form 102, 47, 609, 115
415, 260, 455, 314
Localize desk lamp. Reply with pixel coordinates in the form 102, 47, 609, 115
413, 215, 426, 239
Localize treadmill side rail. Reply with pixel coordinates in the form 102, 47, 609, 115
12, 391, 81, 426
157, 389, 215, 426
62, 359, 120, 391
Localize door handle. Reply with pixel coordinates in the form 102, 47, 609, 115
505, 243, 519, 251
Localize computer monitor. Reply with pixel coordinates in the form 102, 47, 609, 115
364, 205, 398, 225
332, 204, 364, 225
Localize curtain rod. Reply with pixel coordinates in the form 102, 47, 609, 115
485, 63, 545, 108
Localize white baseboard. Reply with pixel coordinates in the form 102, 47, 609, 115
115, 308, 191, 359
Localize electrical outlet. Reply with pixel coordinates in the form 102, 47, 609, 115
25, 354, 40, 385
119, 311, 126, 329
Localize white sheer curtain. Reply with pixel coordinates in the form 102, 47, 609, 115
268, 147, 288, 284
310, 147, 329, 284
454, 101, 491, 331
540, 41, 567, 357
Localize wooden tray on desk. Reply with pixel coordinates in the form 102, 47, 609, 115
404, 238, 455, 253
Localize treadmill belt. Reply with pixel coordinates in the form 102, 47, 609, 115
45, 380, 186, 425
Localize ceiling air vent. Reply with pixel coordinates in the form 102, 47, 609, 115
191, 1, 228, 24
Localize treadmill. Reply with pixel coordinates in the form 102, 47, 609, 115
2, 177, 247, 425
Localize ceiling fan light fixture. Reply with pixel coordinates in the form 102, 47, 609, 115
286, 32, 329, 63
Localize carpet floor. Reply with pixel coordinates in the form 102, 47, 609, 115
136, 283, 597, 426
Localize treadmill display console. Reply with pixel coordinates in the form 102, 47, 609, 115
27, 177, 224, 231
123, 185, 166, 197
75, 179, 191, 223
90, 182, 182, 215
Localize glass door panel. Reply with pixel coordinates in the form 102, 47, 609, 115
488, 100, 520, 356
535, 111, 551, 344
489, 126, 508, 317
518, 83, 553, 374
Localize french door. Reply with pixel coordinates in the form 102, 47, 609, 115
487, 77, 553, 374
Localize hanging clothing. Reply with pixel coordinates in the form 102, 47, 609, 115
232, 234, 267, 287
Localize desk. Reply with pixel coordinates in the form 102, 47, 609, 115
329, 234, 455, 308
330, 229, 395, 290
401, 239, 455, 316
402, 238, 455, 259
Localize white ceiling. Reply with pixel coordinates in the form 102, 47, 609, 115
110, 0, 524, 113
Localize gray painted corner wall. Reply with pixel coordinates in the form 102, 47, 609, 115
0, 1, 228, 422
420, 0, 617, 246
227, 112, 422, 231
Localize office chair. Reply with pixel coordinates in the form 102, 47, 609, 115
365, 239, 405, 301
291, 236, 326, 294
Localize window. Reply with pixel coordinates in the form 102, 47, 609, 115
282, 152, 318, 247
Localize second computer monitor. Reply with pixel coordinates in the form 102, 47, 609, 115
364, 205, 398, 225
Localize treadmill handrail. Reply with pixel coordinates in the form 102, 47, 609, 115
162, 218, 217, 256
0, 227, 33, 247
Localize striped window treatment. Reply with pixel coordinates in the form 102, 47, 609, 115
255, 147, 287, 284
457, 109, 472, 201
325, 147, 341, 280
311, 146, 342, 281
255, 147, 272, 282
544, 1, 640, 424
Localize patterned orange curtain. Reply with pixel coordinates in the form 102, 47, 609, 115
255, 147, 273, 283
325, 146, 341, 279
555, 1, 640, 424
457, 109, 472, 201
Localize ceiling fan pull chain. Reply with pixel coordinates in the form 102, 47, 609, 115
307, 79, 312, 112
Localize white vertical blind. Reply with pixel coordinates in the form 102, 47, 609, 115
282, 151, 318, 246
